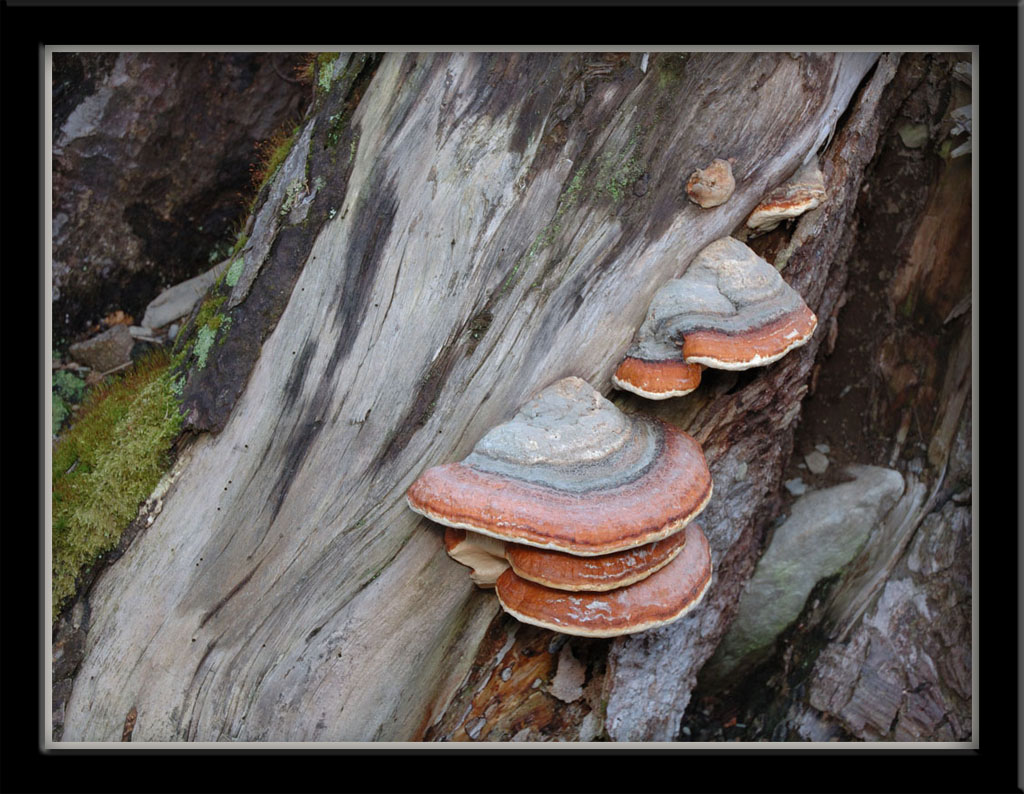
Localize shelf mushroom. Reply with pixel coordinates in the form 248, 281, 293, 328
685, 157, 736, 209
442, 523, 690, 592
495, 522, 712, 638
408, 377, 712, 556
746, 160, 827, 234
613, 236, 817, 398
407, 376, 714, 637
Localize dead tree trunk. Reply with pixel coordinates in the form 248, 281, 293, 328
59, 51, 926, 742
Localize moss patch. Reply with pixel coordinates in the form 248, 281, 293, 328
249, 122, 302, 208
51, 349, 182, 620
315, 52, 342, 94
52, 368, 87, 436
175, 288, 233, 373
225, 255, 245, 287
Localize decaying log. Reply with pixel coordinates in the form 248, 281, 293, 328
61, 51, 885, 741
674, 52, 972, 744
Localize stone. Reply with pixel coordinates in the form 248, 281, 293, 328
52, 52, 309, 340
804, 449, 830, 474
703, 465, 904, 683
68, 323, 134, 372
784, 477, 808, 496
141, 258, 230, 329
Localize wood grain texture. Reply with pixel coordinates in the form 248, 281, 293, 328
61, 51, 878, 741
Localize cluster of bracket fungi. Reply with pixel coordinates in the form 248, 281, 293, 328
406, 158, 823, 638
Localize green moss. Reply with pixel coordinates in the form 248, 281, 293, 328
52, 369, 87, 436
250, 124, 302, 211
193, 325, 218, 369
193, 292, 226, 331
51, 349, 182, 620
171, 285, 234, 375
593, 124, 646, 202
225, 255, 245, 288
316, 52, 342, 94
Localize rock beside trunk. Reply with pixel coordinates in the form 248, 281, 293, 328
52, 52, 310, 343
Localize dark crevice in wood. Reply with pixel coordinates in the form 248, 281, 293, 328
199, 559, 264, 629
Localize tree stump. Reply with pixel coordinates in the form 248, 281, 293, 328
61, 51, 938, 743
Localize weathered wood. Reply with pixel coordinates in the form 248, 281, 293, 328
61, 51, 879, 741
662, 52, 972, 744
426, 53, 901, 742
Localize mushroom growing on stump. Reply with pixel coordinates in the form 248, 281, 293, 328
505, 528, 689, 592
613, 236, 817, 398
746, 160, 827, 234
612, 344, 704, 400
496, 523, 712, 638
407, 376, 714, 637
443, 527, 509, 588
443, 523, 691, 592
685, 157, 736, 208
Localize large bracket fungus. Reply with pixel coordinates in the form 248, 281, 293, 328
407, 376, 714, 637
613, 236, 818, 398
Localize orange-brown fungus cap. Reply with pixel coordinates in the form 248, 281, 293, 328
746, 160, 827, 233
686, 158, 736, 209
680, 301, 818, 370
505, 528, 688, 592
407, 377, 712, 556
619, 237, 817, 377
495, 522, 712, 637
612, 355, 703, 400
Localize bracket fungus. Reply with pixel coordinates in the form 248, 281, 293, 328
443, 523, 690, 592
495, 523, 712, 638
504, 528, 689, 592
613, 236, 817, 398
746, 160, 827, 234
685, 157, 736, 209
408, 376, 714, 637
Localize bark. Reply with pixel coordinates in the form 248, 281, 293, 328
680, 52, 972, 743
59, 51, 913, 742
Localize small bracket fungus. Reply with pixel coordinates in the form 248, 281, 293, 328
613, 237, 817, 396
612, 349, 704, 401
495, 523, 713, 638
685, 158, 736, 209
746, 160, 827, 234
408, 377, 716, 637
445, 525, 690, 592
407, 377, 712, 556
